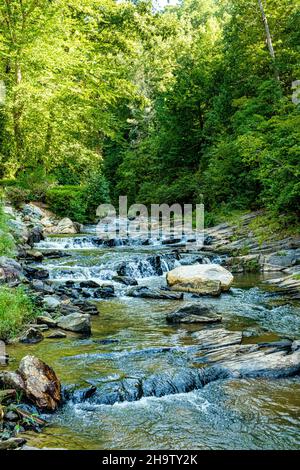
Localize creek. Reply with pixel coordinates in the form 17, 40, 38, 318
6, 225, 300, 449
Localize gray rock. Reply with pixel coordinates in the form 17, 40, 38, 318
19, 328, 44, 344
56, 313, 91, 333
24, 249, 43, 261
42, 295, 61, 310
112, 275, 138, 286
22, 204, 44, 220
4, 410, 19, 421
167, 303, 222, 323
46, 331, 67, 339
0, 257, 24, 283
7, 218, 29, 243
36, 316, 58, 328
31, 280, 54, 294
127, 285, 183, 300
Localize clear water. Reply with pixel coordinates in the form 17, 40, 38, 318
5, 228, 300, 450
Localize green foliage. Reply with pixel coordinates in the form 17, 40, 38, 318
16, 168, 55, 202
0, 203, 15, 256
5, 187, 30, 208
84, 171, 111, 221
0, 286, 37, 341
46, 170, 111, 223
46, 186, 88, 224
0, 0, 299, 227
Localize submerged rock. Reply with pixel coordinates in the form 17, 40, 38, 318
167, 303, 222, 324
56, 313, 91, 334
68, 366, 229, 406
127, 285, 183, 300
193, 328, 242, 349
166, 264, 234, 295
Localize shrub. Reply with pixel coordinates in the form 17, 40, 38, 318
46, 173, 111, 223
5, 187, 30, 208
0, 286, 37, 341
46, 186, 88, 223
17, 168, 55, 202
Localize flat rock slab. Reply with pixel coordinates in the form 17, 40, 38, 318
167, 303, 222, 324
127, 286, 183, 300
220, 344, 300, 378
193, 328, 242, 350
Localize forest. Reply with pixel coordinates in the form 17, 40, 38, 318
0, 0, 300, 453
0, 0, 299, 225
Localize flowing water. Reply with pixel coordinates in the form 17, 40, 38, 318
5, 227, 300, 449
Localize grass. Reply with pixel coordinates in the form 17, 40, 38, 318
0, 201, 15, 257
205, 207, 249, 228
249, 212, 300, 246
292, 274, 300, 281
0, 286, 38, 341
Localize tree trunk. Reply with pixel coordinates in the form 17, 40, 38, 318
257, 0, 280, 81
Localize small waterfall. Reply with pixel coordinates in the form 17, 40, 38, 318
36, 236, 103, 250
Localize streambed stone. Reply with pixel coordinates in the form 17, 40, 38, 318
166, 264, 234, 295
56, 313, 91, 334
167, 303, 222, 324
127, 285, 183, 300
19, 328, 44, 344
18, 355, 61, 411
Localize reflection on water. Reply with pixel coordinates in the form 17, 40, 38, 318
5, 231, 300, 450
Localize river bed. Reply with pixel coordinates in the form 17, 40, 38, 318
5, 228, 300, 449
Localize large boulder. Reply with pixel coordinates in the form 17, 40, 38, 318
18, 355, 61, 411
166, 264, 234, 295
52, 218, 79, 234
0, 257, 24, 284
7, 218, 29, 243
167, 303, 222, 324
56, 313, 91, 333
22, 203, 44, 220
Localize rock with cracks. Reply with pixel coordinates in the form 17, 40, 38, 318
18, 355, 61, 411
166, 264, 234, 295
